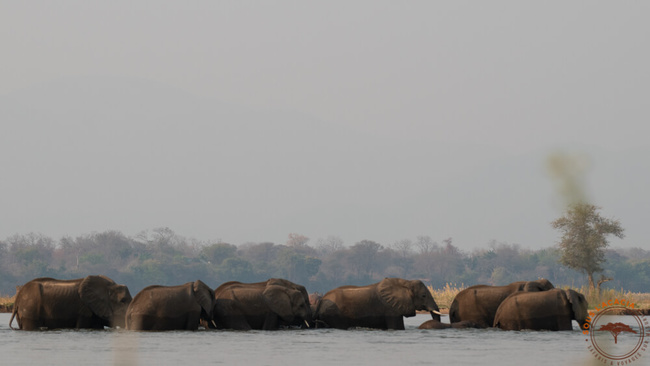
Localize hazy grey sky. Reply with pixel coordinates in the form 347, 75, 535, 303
1, 2, 648, 250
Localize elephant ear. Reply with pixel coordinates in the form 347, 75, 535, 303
289, 289, 308, 315
565, 289, 588, 322
263, 285, 293, 321
79, 275, 114, 320
378, 278, 415, 316
193, 280, 215, 315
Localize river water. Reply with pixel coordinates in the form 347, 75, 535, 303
0, 313, 645, 365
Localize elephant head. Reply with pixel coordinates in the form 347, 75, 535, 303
565, 289, 588, 329
378, 278, 441, 321
263, 284, 312, 327
79, 275, 132, 328
192, 280, 216, 323
266, 278, 313, 327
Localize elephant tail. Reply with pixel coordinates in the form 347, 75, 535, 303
448, 300, 459, 323
9, 305, 18, 330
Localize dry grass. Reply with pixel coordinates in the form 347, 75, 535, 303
428, 283, 465, 309
564, 285, 650, 310
0, 294, 15, 312
428, 283, 650, 311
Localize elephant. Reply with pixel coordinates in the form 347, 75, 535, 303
9, 275, 132, 330
418, 319, 482, 329
125, 280, 215, 331
493, 289, 588, 331
448, 279, 554, 328
212, 278, 313, 330
313, 277, 441, 330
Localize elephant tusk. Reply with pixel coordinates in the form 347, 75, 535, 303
304, 320, 310, 328
431, 310, 442, 315
211, 320, 217, 328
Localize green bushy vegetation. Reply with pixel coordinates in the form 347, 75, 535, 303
1, 229, 648, 298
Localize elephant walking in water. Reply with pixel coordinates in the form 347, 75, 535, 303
449, 279, 554, 328
9, 276, 132, 330
212, 278, 313, 330
418, 319, 482, 329
493, 289, 588, 331
126, 280, 215, 331
314, 278, 441, 330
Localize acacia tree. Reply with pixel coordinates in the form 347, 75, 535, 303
551, 203, 624, 293
598, 322, 636, 344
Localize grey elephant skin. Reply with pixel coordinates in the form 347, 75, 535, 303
212, 278, 313, 330
9, 275, 132, 330
448, 279, 554, 328
493, 288, 588, 331
314, 277, 441, 330
418, 319, 482, 329
125, 280, 215, 330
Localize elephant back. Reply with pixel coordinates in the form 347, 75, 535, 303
214, 281, 244, 297
522, 279, 555, 292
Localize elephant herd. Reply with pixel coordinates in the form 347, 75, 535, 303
431, 279, 589, 331
8, 276, 588, 332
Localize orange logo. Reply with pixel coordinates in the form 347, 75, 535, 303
584, 299, 649, 364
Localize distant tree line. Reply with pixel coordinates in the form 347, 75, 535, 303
1, 228, 648, 295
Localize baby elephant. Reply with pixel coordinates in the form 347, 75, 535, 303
419, 319, 482, 329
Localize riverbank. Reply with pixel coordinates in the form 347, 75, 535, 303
0, 295, 13, 313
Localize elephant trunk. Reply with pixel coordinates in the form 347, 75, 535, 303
573, 311, 589, 332
304, 312, 315, 328
111, 309, 128, 329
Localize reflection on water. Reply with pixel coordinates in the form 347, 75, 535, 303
0, 313, 635, 365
